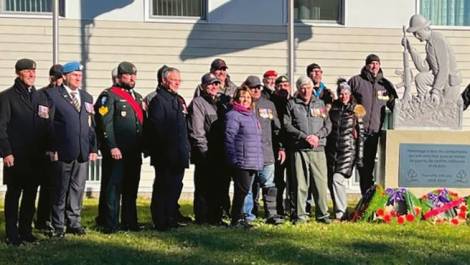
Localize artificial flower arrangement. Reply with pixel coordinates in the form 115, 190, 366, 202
419, 188, 470, 225
350, 185, 422, 224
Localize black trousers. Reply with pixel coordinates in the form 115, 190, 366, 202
97, 154, 141, 230
36, 159, 59, 227
5, 183, 38, 241
150, 166, 184, 229
274, 159, 287, 216
231, 168, 255, 223
208, 165, 231, 223
358, 133, 379, 196
193, 162, 210, 224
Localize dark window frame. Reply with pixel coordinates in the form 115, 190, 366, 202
294, 0, 344, 24
150, 0, 207, 20
1, 0, 65, 16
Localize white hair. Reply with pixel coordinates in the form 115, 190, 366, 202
296, 76, 313, 90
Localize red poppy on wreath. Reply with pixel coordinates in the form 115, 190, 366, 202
397, 215, 405, 224
390, 210, 397, 217
383, 214, 392, 223
451, 218, 459, 225
406, 213, 415, 222
376, 208, 385, 217
460, 205, 467, 212
458, 210, 467, 219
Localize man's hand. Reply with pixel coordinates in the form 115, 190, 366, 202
306, 135, 319, 148
110, 148, 122, 160
3, 154, 14, 167
89, 152, 98, 161
277, 150, 286, 164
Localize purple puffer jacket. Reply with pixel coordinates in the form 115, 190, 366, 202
224, 103, 263, 171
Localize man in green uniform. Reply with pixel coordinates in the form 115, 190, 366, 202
94, 62, 144, 233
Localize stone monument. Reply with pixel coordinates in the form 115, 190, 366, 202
380, 14, 470, 196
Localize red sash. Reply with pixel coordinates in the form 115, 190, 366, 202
111, 87, 143, 124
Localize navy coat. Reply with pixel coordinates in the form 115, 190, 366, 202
45, 85, 97, 163
145, 87, 189, 169
0, 78, 53, 185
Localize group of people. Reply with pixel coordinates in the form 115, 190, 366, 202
1, 53, 397, 246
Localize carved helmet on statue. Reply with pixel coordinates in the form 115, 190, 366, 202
406, 14, 431, 33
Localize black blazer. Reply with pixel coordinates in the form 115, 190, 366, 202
145, 87, 189, 169
46, 85, 97, 163
0, 78, 53, 185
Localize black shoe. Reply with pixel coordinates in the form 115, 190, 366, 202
154, 225, 170, 232
292, 217, 308, 225
6, 237, 24, 247
317, 217, 332, 224
208, 220, 229, 227
66, 226, 86, 235
102, 227, 119, 234
230, 219, 253, 229
177, 213, 192, 223
47, 230, 65, 239
35, 221, 54, 231
266, 216, 285, 225
20, 233, 38, 243
120, 224, 143, 232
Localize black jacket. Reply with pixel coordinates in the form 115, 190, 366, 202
145, 87, 190, 169
348, 67, 397, 134
326, 100, 365, 178
0, 78, 53, 185
45, 85, 97, 163
255, 96, 282, 165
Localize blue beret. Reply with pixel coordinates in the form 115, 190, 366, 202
63, 61, 83, 74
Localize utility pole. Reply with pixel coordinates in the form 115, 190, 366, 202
52, 0, 59, 64
287, 0, 295, 90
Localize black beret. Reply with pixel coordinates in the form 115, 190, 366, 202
49, 64, 63, 78
118, 61, 137, 75
15, 58, 36, 72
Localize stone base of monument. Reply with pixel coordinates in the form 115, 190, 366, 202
380, 130, 470, 197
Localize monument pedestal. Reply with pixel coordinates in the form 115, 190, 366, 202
381, 130, 470, 197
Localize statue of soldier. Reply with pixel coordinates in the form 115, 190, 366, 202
402, 14, 462, 104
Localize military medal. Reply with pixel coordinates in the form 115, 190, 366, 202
38, 105, 49, 119
85, 102, 94, 114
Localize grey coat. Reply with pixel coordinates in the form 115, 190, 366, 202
283, 96, 332, 151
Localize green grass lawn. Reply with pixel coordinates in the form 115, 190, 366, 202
1, 198, 470, 265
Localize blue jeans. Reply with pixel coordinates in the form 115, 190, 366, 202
243, 164, 275, 221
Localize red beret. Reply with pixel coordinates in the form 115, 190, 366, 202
263, 70, 278, 78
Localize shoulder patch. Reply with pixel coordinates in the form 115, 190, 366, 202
100, 96, 108, 105
99, 106, 109, 116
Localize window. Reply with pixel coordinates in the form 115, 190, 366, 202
420, 0, 470, 26
294, 0, 342, 23
151, 0, 206, 19
1, 0, 64, 15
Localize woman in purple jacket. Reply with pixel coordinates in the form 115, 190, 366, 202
225, 86, 263, 228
